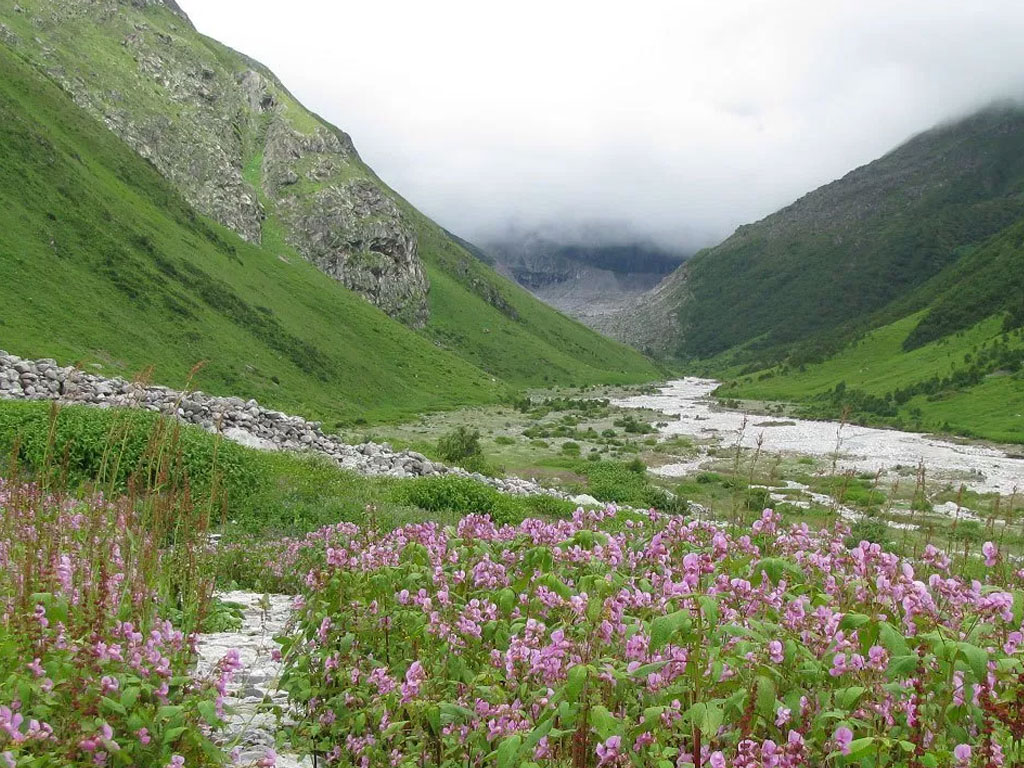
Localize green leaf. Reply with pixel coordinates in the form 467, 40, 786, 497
686, 700, 725, 737
497, 588, 516, 615
497, 735, 523, 768
100, 696, 126, 716
564, 664, 588, 701
847, 737, 876, 759
887, 654, 921, 678
650, 610, 692, 651
631, 661, 669, 678
877, 622, 910, 656
425, 705, 441, 736
838, 613, 871, 632
589, 705, 620, 740
697, 595, 719, 627
524, 718, 555, 751
539, 573, 572, 601
754, 676, 776, 720
162, 725, 187, 744
836, 686, 867, 711
752, 557, 801, 585
120, 687, 140, 710
198, 700, 219, 726
958, 642, 989, 682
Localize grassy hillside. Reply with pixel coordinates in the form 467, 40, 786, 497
718, 313, 1024, 443
0, 43, 505, 425
0, 1, 657, 423
647, 106, 1024, 365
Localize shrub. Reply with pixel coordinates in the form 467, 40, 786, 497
846, 517, 891, 546
392, 474, 501, 515
745, 487, 772, 511
0, 400, 263, 506
561, 441, 581, 457
436, 426, 482, 463
493, 435, 516, 445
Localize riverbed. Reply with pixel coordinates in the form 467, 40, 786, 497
613, 378, 1024, 495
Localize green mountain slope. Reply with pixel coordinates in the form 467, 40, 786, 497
609, 104, 1024, 443
0, 43, 504, 425
715, 208, 1024, 443
0, 1, 656, 424
639, 105, 1024, 365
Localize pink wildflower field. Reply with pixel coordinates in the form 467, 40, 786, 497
280, 506, 1024, 768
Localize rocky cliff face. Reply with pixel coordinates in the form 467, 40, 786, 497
263, 116, 428, 324
2, 0, 429, 324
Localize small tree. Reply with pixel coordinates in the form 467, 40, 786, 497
437, 426, 482, 463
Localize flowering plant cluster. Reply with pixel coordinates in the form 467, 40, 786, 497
281, 506, 1024, 767
0, 479, 237, 767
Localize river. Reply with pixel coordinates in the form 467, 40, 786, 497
613, 378, 1024, 496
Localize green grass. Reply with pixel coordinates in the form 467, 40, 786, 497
719, 313, 1024, 442
0, 5, 657, 426
0, 400, 583, 536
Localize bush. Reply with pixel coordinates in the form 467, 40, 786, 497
493, 435, 516, 445
745, 487, 772, 511
561, 441, 581, 457
581, 460, 679, 511
436, 426, 482, 463
0, 400, 263, 506
393, 475, 501, 515
846, 518, 891, 546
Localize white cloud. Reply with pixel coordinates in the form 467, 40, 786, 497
180, 0, 1024, 249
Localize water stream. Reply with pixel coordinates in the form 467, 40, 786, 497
614, 378, 1023, 495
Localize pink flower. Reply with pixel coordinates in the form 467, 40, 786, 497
954, 744, 972, 766
833, 726, 854, 755
596, 735, 622, 766
709, 751, 726, 768
983, 541, 998, 567
768, 640, 784, 664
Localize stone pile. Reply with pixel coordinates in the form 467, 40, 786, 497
0, 351, 570, 499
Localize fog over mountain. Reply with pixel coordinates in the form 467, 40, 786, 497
181, 0, 1024, 251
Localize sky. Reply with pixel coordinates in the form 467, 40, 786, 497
181, 0, 1024, 252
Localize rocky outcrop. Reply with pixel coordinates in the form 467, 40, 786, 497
264, 115, 429, 325
0, 351, 566, 498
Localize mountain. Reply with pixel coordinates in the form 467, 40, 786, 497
620, 104, 1024, 441
483, 233, 685, 334
625, 104, 1024, 364
0, 0, 657, 425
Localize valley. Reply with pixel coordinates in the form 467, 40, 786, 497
3, 0, 1024, 765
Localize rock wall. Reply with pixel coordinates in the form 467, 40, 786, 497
0, 352, 566, 499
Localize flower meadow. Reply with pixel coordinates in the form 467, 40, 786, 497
281, 506, 1024, 768
0, 476, 239, 767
